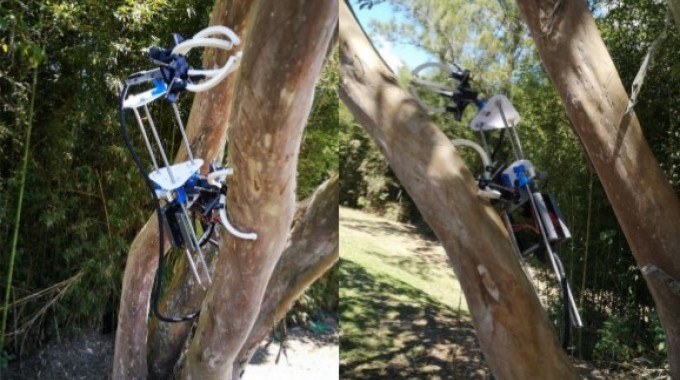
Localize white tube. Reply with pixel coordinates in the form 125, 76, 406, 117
192, 25, 240, 45
172, 37, 234, 55
169, 25, 242, 93
206, 168, 233, 187
218, 194, 258, 240
185, 54, 240, 93
451, 139, 492, 178
410, 61, 453, 114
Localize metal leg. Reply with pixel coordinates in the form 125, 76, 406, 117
180, 203, 212, 284
478, 130, 490, 154
553, 253, 583, 327
525, 185, 583, 328
131, 108, 160, 172
501, 212, 522, 259
496, 101, 525, 160
144, 105, 175, 184
502, 211, 544, 306
184, 248, 203, 286
172, 103, 195, 164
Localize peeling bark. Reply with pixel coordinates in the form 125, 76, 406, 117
233, 173, 340, 379
180, 1, 337, 378
515, 1, 680, 376
113, 216, 166, 380
113, 1, 253, 378
145, 2, 255, 378
148, 174, 339, 379
339, 2, 578, 379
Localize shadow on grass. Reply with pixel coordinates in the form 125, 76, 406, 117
340, 259, 489, 379
342, 215, 451, 277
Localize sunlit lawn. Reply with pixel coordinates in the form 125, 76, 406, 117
340, 207, 488, 379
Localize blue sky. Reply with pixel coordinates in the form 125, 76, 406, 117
352, 3, 433, 71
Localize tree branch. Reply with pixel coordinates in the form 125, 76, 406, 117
234, 173, 339, 379
515, 0, 680, 376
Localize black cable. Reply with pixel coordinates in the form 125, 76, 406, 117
119, 84, 199, 323
489, 129, 505, 163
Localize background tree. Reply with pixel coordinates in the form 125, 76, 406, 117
514, 0, 680, 376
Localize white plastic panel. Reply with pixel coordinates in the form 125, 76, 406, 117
470, 95, 521, 131
148, 159, 204, 191
123, 88, 166, 109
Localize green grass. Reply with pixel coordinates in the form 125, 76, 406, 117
340, 208, 488, 379
340, 207, 467, 312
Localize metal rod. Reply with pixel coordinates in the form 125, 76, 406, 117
172, 103, 194, 164
184, 248, 203, 286
501, 211, 543, 307
143, 105, 175, 183
501, 212, 522, 259
525, 186, 582, 327
180, 203, 212, 284
496, 100, 524, 160
478, 130, 490, 154
509, 128, 525, 160
131, 108, 160, 172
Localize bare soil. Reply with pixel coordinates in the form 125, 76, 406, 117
1, 318, 338, 380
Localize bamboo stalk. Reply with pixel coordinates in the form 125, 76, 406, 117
1, 68, 39, 352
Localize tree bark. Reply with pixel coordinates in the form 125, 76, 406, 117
515, 1, 680, 376
233, 173, 339, 379
113, 1, 252, 378
145, 2, 255, 378
339, 2, 578, 379
669, 0, 680, 33
113, 216, 165, 380
148, 173, 339, 379
180, 1, 337, 378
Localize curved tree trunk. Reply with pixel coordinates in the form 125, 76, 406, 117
112, 0, 252, 376
145, 2, 255, 378
515, 1, 680, 376
339, 2, 578, 379
179, 1, 337, 378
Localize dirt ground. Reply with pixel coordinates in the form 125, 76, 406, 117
1, 318, 339, 380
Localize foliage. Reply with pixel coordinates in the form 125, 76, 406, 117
345, 0, 677, 365
297, 47, 340, 199
366, 0, 531, 94
288, 263, 339, 326
593, 310, 667, 365
0, 350, 12, 370
0, 0, 339, 357
0, 0, 202, 351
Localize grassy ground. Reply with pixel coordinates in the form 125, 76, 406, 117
339, 207, 666, 380
339, 207, 489, 379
